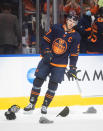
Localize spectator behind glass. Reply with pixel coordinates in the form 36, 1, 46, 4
0, 3, 22, 54
87, 7, 103, 54
63, 0, 81, 16
76, 5, 92, 53
90, 0, 99, 15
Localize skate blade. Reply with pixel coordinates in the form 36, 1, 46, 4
39, 116, 54, 124
23, 110, 34, 114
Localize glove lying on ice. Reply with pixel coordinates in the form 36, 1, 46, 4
66, 66, 77, 79
42, 49, 53, 64
5, 105, 20, 120
5, 111, 16, 120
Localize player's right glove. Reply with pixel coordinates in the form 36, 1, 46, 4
42, 49, 53, 64
66, 66, 77, 79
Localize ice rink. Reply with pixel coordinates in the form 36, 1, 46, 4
0, 105, 103, 131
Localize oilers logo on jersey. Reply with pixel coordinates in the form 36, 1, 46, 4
52, 38, 67, 55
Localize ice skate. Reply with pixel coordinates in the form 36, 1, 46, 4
24, 103, 35, 112
41, 105, 47, 114
39, 106, 54, 123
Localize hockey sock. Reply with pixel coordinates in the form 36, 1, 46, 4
30, 86, 41, 104
42, 89, 55, 107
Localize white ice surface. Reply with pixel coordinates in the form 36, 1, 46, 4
0, 105, 103, 131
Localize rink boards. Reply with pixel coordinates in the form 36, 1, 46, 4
0, 54, 103, 109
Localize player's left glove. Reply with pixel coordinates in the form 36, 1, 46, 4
42, 49, 53, 64
66, 66, 77, 79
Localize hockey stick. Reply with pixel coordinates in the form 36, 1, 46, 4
65, 70, 82, 96
56, 70, 81, 117
65, 69, 103, 98
65, 68, 81, 80
57, 69, 103, 117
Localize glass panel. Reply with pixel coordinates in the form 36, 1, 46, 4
21, 0, 37, 54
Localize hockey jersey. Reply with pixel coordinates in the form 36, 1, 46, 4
40, 24, 81, 67
87, 17, 103, 53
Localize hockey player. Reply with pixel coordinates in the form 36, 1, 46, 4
24, 12, 81, 117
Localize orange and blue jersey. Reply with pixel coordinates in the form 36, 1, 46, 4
87, 16, 103, 53
76, 15, 92, 38
40, 24, 81, 68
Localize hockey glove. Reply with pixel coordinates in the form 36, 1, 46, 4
42, 49, 53, 64
5, 111, 16, 120
8, 105, 20, 113
66, 66, 77, 79
4, 105, 20, 120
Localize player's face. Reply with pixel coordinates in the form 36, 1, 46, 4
66, 18, 76, 30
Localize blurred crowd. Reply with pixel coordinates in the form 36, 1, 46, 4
0, 0, 103, 54
63, 0, 103, 54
